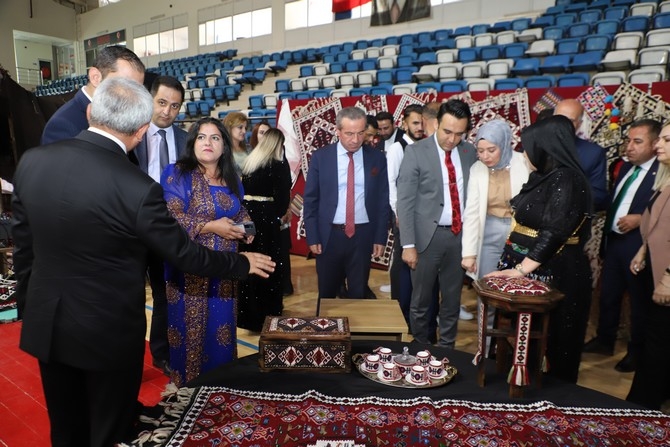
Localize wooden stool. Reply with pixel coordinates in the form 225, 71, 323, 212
473, 279, 564, 398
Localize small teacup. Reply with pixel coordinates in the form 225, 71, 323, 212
375, 347, 393, 364
410, 365, 429, 384
381, 362, 401, 381
364, 354, 380, 372
428, 359, 444, 378
416, 350, 432, 367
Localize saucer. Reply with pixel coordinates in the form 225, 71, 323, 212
377, 370, 401, 382
405, 373, 430, 386
428, 370, 449, 380
361, 364, 380, 374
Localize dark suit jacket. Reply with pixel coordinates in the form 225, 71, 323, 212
12, 130, 249, 370
134, 125, 188, 176
303, 143, 389, 250
602, 159, 658, 255
396, 136, 477, 253
575, 137, 608, 211
41, 89, 90, 145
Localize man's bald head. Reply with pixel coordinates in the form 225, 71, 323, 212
554, 99, 584, 134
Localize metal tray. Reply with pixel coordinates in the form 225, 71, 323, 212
352, 353, 457, 389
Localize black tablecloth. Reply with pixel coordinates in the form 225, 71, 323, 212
188, 340, 640, 410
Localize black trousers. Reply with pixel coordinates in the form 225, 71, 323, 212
597, 233, 652, 356
147, 251, 169, 362
39, 359, 143, 447
316, 224, 373, 299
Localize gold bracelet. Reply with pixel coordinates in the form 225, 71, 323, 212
514, 263, 527, 275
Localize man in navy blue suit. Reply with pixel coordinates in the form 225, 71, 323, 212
41, 45, 145, 145
303, 107, 389, 299
133, 75, 188, 376
555, 99, 608, 211
583, 119, 660, 372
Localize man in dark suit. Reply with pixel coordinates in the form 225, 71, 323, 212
41, 45, 145, 145
397, 100, 477, 347
555, 99, 608, 211
133, 75, 188, 374
303, 106, 389, 299
583, 119, 660, 372
12, 77, 274, 447
376, 111, 405, 153
371, 0, 431, 25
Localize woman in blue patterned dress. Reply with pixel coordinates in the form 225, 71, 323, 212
161, 117, 252, 387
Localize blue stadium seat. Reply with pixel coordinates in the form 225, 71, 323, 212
248, 94, 264, 109
480, 45, 502, 60
595, 19, 620, 35
546, 5, 566, 15
543, 26, 565, 41
186, 102, 199, 117
622, 16, 650, 33
294, 91, 313, 100
556, 38, 582, 55
503, 42, 529, 59
555, 13, 577, 27
396, 68, 415, 84
440, 80, 468, 92
569, 51, 604, 71
348, 87, 369, 97
584, 34, 612, 52
416, 82, 442, 93
416, 52, 437, 66
377, 69, 395, 84
397, 55, 417, 68
510, 57, 541, 75
540, 54, 571, 73
568, 23, 591, 39
579, 9, 602, 22
511, 18, 532, 32
604, 6, 628, 21
370, 85, 392, 96
458, 47, 481, 63
472, 23, 490, 34
300, 65, 314, 77
654, 12, 670, 29
524, 75, 556, 89
565, 2, 588, 14
490, 20, 512, 32
278, 92, 295, 101
329, 62, 345, 74
345, 60, 360, 72
312, 89, 332, 98
198, 101, 212, 116
275, 79, 290, 93
557, 73, 591, 87
434, 29, 452, 41
453, 26, 472, 36
590, 0, 611, 9
494, 78, 524, 90
213, 87, 225, 103
613, 0, 635, 7
532, 15, 555, 28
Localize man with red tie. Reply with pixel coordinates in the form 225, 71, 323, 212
396, 100, 477, 347
303, 107, 389, 299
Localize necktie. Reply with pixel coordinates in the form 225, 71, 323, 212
345, 152, 355, 238
157, 129, 169, 173
604, 165, 642, 233
444, 151, 461, 235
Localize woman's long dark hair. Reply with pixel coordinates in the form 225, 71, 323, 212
176, 117, 241, 200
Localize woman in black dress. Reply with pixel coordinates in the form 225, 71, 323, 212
238, 129, 291, 331
487, 115, 593, 384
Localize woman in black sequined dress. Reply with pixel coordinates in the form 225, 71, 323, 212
486, 115, 593, 383
238, 129, 291, 331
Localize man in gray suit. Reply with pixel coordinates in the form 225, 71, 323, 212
397, 99, 477, 347
133, 75, 188, 375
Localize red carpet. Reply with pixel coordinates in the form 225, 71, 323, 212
134, 387, 670, 447
0, 321, 168, 446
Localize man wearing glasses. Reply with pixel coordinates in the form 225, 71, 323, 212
397, 99, 477, 347
303, 107, 389, 299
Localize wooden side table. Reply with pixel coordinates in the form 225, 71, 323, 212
473, 279, 564, 398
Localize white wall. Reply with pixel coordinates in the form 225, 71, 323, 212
79, 0, 554, 68
0, 0, 75, 77
15, 40, 53, 72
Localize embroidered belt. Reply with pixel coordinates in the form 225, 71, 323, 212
511, 222, 579, 245
244, 195, 274, 202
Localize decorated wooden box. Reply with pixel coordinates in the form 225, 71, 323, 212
259, 316, 351, 373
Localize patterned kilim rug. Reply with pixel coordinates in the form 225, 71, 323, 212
129, 387, 670, 447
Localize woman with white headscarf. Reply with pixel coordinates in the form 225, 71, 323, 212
461, 119, 530, 356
